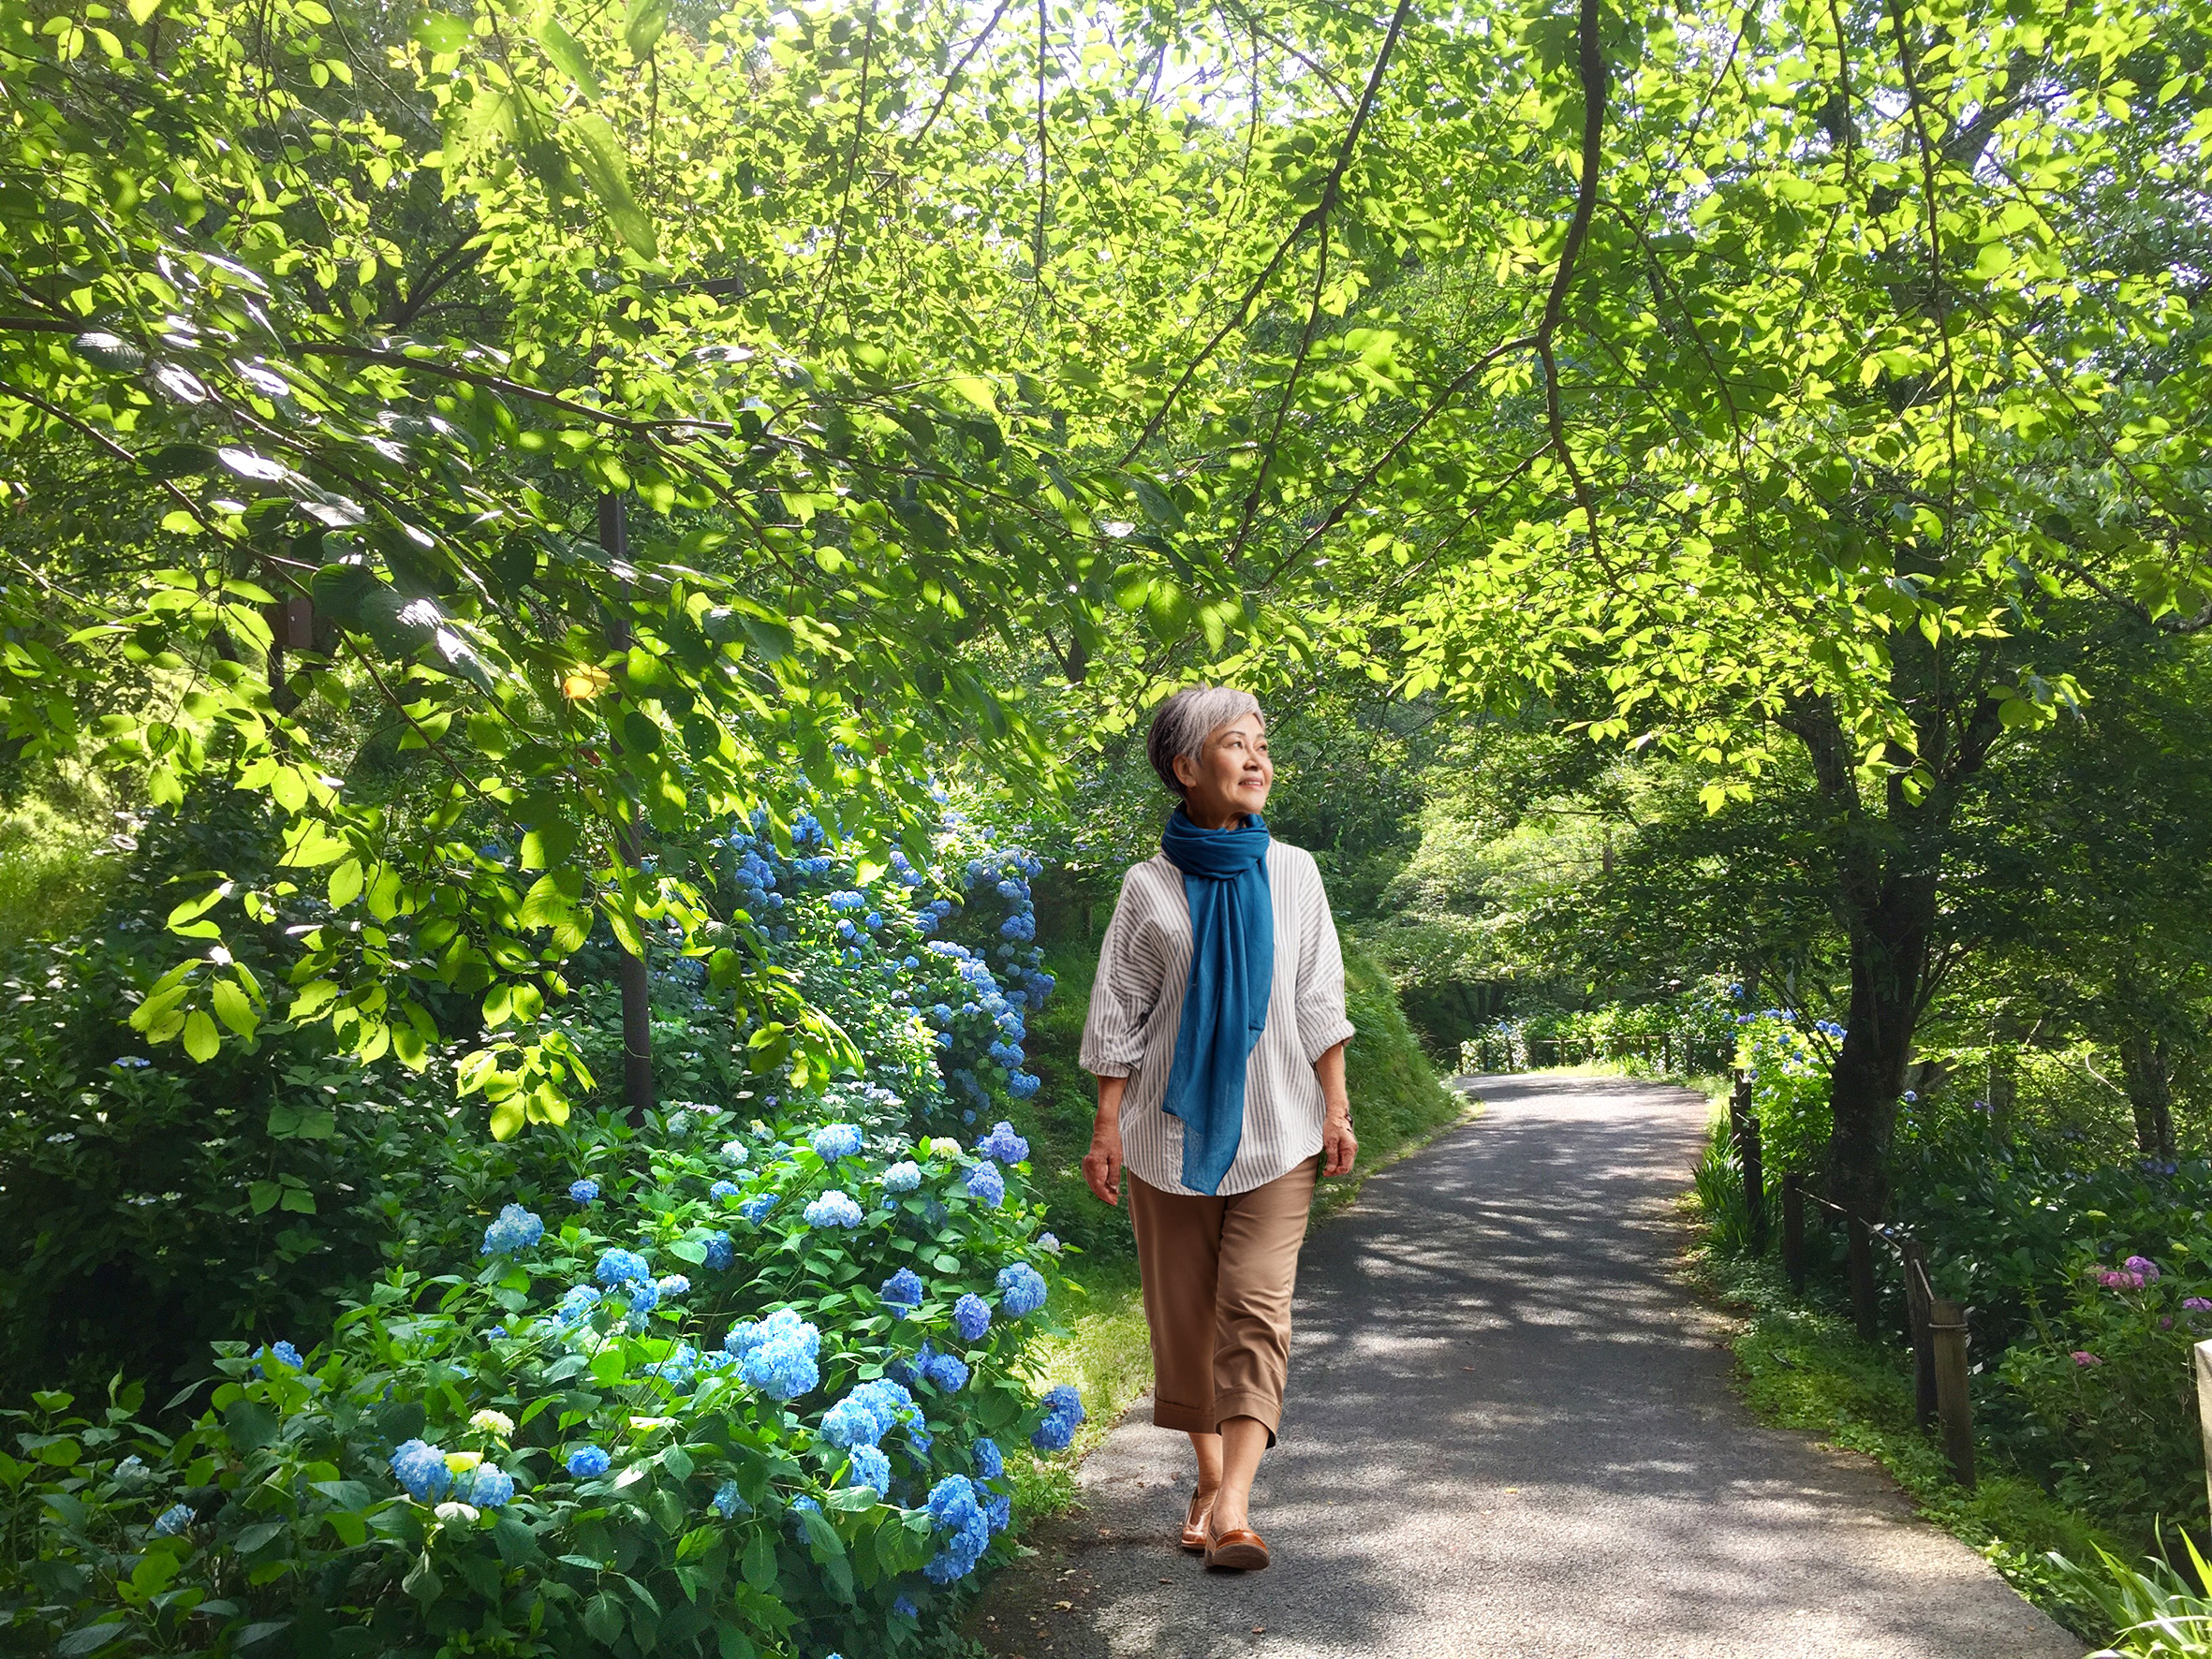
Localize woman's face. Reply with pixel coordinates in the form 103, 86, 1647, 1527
1173, 713, 1273, 824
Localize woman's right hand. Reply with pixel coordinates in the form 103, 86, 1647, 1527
1082, 1092, 1126, 1205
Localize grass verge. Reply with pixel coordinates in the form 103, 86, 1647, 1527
1686, 1240, 2123, 1642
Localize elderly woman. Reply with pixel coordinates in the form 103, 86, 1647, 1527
1079, 685, 1357, 1573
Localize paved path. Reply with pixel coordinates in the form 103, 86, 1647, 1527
972, 1073, 2084, 1659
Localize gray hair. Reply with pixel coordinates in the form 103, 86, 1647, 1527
1145, 685, 1263, 798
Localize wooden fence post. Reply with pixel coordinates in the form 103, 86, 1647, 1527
1929, 1297, 1975, 1488
1738, 1115, 1766, 1254
1901, 1241, 1937, 1431
1781, 1176, 1806, 1294
2197, 1342, 2212, 1523
1846, 1216, 1880, 1342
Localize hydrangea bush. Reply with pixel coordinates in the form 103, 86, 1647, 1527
1996, 1246, 2212, 1532
0, 801, 1089, 1656
0, 1100, 1082, 1657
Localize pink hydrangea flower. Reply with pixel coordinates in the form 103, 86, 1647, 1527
2184, 1298, 2212, 1314
2070, 1350, 2103, 1367
2096, 1269, 2146, 1291
2124, 1255, 2161, 1285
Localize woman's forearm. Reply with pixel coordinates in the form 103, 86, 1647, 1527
1096, 1072, 1128, 1123
1315, 1041, 1349, 1116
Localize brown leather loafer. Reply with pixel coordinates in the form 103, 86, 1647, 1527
1179, 1488, 1217, 1552
1204, 1522, 1270, 1572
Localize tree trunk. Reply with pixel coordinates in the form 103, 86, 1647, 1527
1783, 684, 1995, 1224
600, 492, 655, 1128
2116, 1033, 2176, 1160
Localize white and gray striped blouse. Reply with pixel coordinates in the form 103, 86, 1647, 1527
1079, 841, 1356, 1197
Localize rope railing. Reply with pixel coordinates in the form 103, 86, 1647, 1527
1780, 1172, 1976, 1489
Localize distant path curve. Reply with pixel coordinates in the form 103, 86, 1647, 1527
974, 1072, 2084, 1659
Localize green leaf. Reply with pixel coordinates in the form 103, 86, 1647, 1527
55, 1622, 130, 1658
624, 0, 668, 58
493, 1515, 541, 1564
741, 1529, 776, 1591
567, 113, 658, 260
328, 858, 363, 908
235, 1520, 287, 1552
211, 979, 257, 1038
224, 1400, 278, 1453
182, 1009, 220, 1063
535, 17, 602, 100
410, 10, 468, 53
583, 1592, 625, 1645
402, 1549, 441, 1604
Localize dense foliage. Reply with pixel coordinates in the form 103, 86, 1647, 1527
1712, 1006, 2212, 1544
0, 801, 1092, 1655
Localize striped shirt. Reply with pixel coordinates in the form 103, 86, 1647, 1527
1080, 841, 1356, 1197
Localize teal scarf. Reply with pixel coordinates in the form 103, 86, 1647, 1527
1158, 808, 1274, 1194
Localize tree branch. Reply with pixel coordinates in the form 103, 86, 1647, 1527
1115, 0, 1415, 466
1534, 0, 1610, 558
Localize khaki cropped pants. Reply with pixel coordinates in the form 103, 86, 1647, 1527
1128, 1153, 1320, 1446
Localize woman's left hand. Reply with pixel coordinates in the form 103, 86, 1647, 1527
1322, 1107, 1357, 1178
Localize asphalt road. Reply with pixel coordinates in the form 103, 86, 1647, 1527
970, 1073, 2085, 1659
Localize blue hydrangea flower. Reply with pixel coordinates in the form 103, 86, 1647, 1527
462, 1464, 516, 1507
656, 1274, 690, 1299
965, 1165, 1005, 1208
249, 1339, 303, 1377
1030, 1385, 1084, 1452
845, 1444, 891, 1494
811, 1123, 863, 1161
892, 1593, 918, 1619
881, 1161, 922, 1194
713, 1479, 750, 1518
646, 1343, 699, 1387
924, 1475, 990, 1583
480, 1203, 545, 1256
924, 1351, 969, 1393
569, 1178, 600, 1204
567, 1445, 612, 1478
952, 1293, 991, 1343
701, 1231, 733, 1270
972, 1437, 1004, 1481
552, 1283, 601, 1331
1008, 1072, 1041, 1099
805, 1190, 864, 1229
720, 1138, 751, 1164
627, 1281, 661, 1316
880, 1267, 923, 1314
822, 1378, 916, 1446
152, 1502, 194, 1536
391, 1439, 452, 1502
997, 1262, 1048, 1318
595, 1248, 650, 1286
984, 1489, 1011, 1533
740, 1193, 781, 1224
975, 1121, 1029, 1165
726, 1308, 820, 1400
710, 1180, 740, 1201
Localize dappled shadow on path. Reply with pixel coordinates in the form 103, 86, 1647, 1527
970, 1075, 2083, 1659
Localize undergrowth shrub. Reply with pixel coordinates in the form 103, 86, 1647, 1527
0, 795, 1093, 1655
0, 1101, 1081, 1657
